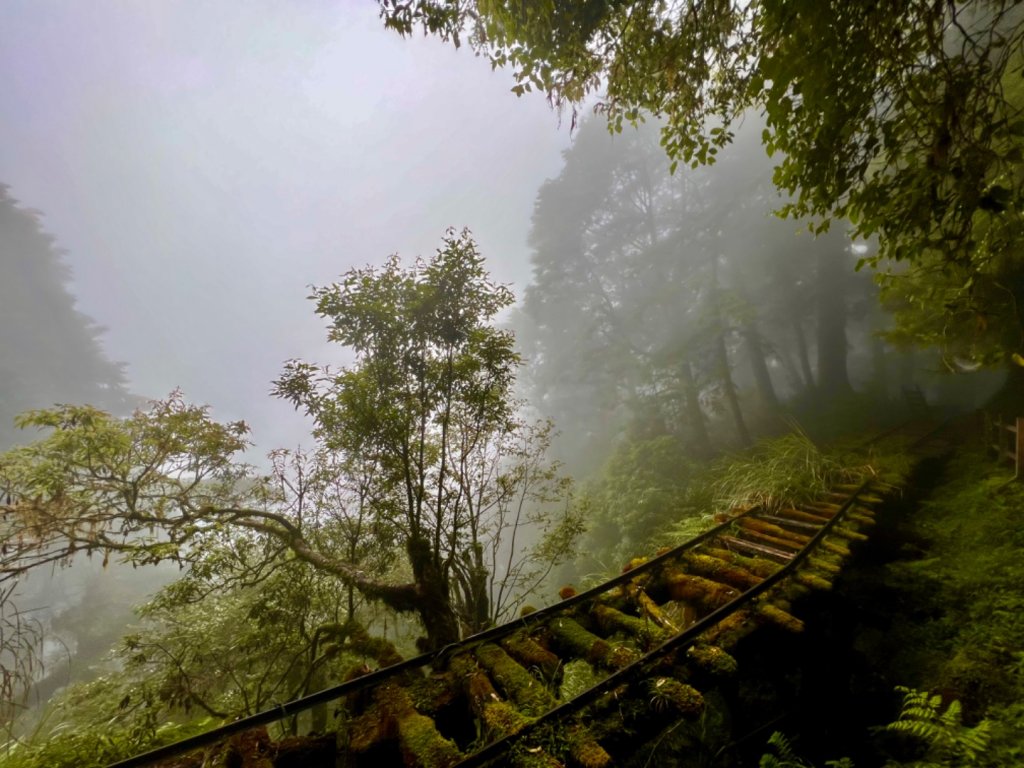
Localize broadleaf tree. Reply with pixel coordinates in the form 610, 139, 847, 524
379, 0, 1024, 369
0, 228, 580, 696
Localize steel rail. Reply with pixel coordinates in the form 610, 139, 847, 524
108, 418, 949, 768
450, 480, 872, 767
106, 504, 768, 768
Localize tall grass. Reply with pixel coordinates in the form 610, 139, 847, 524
708, 430, 867, 515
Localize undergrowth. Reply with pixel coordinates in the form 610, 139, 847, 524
871, 440, 1024, 766
657, 429, 910, 549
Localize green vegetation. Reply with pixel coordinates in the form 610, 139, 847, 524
760, 731, 854, 768
865, 443, 1024, 765
884, 687, 992, 768
385, 1, 1024, 371
0, 232, 581, 761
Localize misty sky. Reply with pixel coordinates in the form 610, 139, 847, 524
0, 1, 572, 451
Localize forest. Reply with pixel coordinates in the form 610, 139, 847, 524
0, 1, 1023, 767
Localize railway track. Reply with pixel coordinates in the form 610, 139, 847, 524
110, 421, 949, 768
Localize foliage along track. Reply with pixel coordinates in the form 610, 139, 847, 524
110, 423, 949, 768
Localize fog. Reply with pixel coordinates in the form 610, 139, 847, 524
1, 2, 1010, 749
0, 0, 571, 450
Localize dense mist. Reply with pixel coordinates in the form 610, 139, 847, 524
0, 2, 1017, 765
0, 1, 570, 451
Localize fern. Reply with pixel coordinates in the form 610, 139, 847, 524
760, 731, 855, 768
884, 686, 992, 767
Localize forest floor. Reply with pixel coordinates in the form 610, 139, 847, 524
713, 417, 1024, 767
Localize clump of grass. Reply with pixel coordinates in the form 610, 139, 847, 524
710, 430, 867, 515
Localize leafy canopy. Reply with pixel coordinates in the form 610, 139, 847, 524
381, 1, 1024, 363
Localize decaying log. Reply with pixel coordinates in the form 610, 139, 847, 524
501, 630, 562, 681
630, 587, 681, 633
756, 603, 805, 633
475, 643, 553, 716
702, 547, 779, 578
776, 507, 832, 524
717, 535, 794, 563
681, 552, 763, 590
686, 645, 738, 678
662, 571, 739, 611
346, 683, 462, 767
738, 518, 811, 546
590, 603, 668, 649
547, 617, 639, 670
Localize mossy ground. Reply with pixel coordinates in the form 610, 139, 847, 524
664, 426, 1024, 767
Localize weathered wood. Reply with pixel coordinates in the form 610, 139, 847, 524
346, 683, 462, 767
590, 603, 669, 648
681, 552, 763, 590
739, 518, 811, 546
685, 645, 738, 678
820, 539, 851, 557
475, 644, 552, 716
753, 514, 821, 532
547, 617, 639, 670
831, 525, 868, 542
663, 571, 739, 611
718, 535, 794, 562
702, 547, 780, 578
631, 588, 681, 633
734, 526, 804, 552
775, 507, 831, 524
500, 631, 562, 681
794, 571, 832, 591
756, 603, 805, 633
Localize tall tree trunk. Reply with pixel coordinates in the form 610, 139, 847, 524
869, 334, 888, 399
793, 319, 815, 390
709, 255, 751, 446
715, 331, 752, 446
679, 360, 712, 456
408, 536, 460, 651
815, 234, 852, 394
743, 324, 780, 409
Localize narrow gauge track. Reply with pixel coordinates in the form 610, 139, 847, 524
111, 422, 949, 768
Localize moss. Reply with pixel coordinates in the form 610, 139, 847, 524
820, 539, 851, 557
475, 643, 554, 716
756, 603, 805, 633
547, 617, 639, 670
847, 510, 876, 526
831, 525, 869, 542
566, 725, 613, 768
502, 630, 562, 680
590, 603, 668, 648
398, 709, 462, 768
508, 741, 564, 768
449, 653, 501, 714
794, 571, 833, 591
481, 700, 533, 737
737, 518, 811, 546
806, 555, 842, 574
663, 572, 738, 610
682, 552, 763, 589
687, 645, 738, 677
622, 556, 649, 573
775, 507, 831, 524
645, 677, 705, 717
348, 625, 405, 668
346, 707, 392, 752
559, 658, 605, 700
631, 588, 681, 632
703, 547, 779, 578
